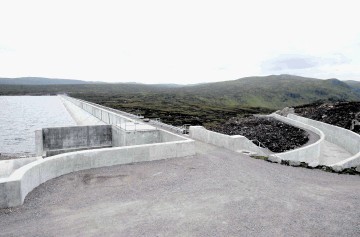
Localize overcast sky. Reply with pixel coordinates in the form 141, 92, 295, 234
0, 0, 359, 84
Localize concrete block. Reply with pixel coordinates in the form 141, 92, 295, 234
35, 130, 43, 156
268, 155, 282, 163
72, 153, 93, 172
288, 160, 301, 167
54, 155, 75, 177
20, 164, 41, 201
129, 145, 151, 163
308, 161, 320, 168
149, 143, 176, 161
331, 165, 343, 172
176, 141, 196, 157
39, 159, 59, 183
0, 160, 14, 178
0, 181, 22, 208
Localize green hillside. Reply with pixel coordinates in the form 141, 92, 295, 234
179, 75, 360, 109
1, 74, 359, 127
345, 80, 360, 94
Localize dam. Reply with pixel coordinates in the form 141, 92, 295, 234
0, 96, 76, 156
0, 95, 359, 236
1, 95, 360, 208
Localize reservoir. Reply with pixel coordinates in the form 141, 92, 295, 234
0, 96, 76, 157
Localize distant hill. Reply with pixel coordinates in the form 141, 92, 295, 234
1, 74, 359, 110
0, 77, 100, 85
345, 80, 360, 94
177, 74, 360, 108
1, 74, 360, 127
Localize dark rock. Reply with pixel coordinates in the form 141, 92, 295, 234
210, 116, 309, 152
295, 101, 360, 134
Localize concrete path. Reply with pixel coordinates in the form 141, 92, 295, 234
319, 140, 353, 166
1, 141, 359, 237
61, 97, 106, 126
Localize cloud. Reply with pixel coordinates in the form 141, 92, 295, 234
0, 0, 360, 83
261, 54, 351, 73
262, 55, 318, 71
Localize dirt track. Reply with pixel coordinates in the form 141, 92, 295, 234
1, 142, 359, 237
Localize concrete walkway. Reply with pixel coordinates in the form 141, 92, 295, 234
1, 141, 359, 237
320, 140, 353, 166
61, 97, 106, 126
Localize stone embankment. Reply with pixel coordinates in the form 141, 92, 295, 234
210, 116, 309, 152
295, 101, 360, 134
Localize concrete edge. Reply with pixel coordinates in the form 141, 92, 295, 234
60, 95, 138, 124
331, 154, 360, 171
269, 113, 325, 164
288, 113, 360, 171
188, 126, 267, 155
0, 139, 195, 208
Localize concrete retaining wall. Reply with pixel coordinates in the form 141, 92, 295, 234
189, 126, 267, 155
112, 126, 161, 147
270, 114, 325, 164
0, 157, 39, 179
288, 114, 360, 155
0, 139, 195, 208
36, 125, 112, 157
60, 96, 106, 125
61, 96, 136, 126
288, 114, 360, 170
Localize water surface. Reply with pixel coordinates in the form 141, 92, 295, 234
0, 96, 75, 156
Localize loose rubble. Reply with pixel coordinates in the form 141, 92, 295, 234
295, 101, 360, 134
210, 116, 309, 152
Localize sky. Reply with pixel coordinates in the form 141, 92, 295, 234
0, 0, 359, 84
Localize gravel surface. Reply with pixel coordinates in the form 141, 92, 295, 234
0, 141, 359, 237
211, 116, 309, 152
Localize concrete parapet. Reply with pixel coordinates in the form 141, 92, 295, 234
36, 125, 113, 157
288, 114, 360, 155
0, 157, 40, 179
0, 138, 195, 208
288, 114, 360, 170
189, 126, 267, 155
60, 96, 106, 125
270, 113, 325, 164
60, 95, 145, 128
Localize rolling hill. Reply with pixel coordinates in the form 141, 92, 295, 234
345, 80, 360, 94
1, 74, 359, 127
177, 74, 360, 108
0, 77, 98, 85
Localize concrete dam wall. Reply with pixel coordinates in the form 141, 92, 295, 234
1, 95, 359, 208
0, 96, 196, 208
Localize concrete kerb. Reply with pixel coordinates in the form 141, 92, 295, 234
269, 113, 325, 164
60, 95, 139, 126
288, 114, 360, 171
189, 126, 267, 156
0, 137, 195, 208
1, 96, 196, 208
0, 157, 40, 179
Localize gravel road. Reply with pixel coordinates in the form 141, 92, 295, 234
0, 141, 359, 237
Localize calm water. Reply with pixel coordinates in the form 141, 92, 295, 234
0, 96, 76, 156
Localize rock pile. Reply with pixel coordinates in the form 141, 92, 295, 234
295, 101, 360, 134
210, 116, 309, 152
